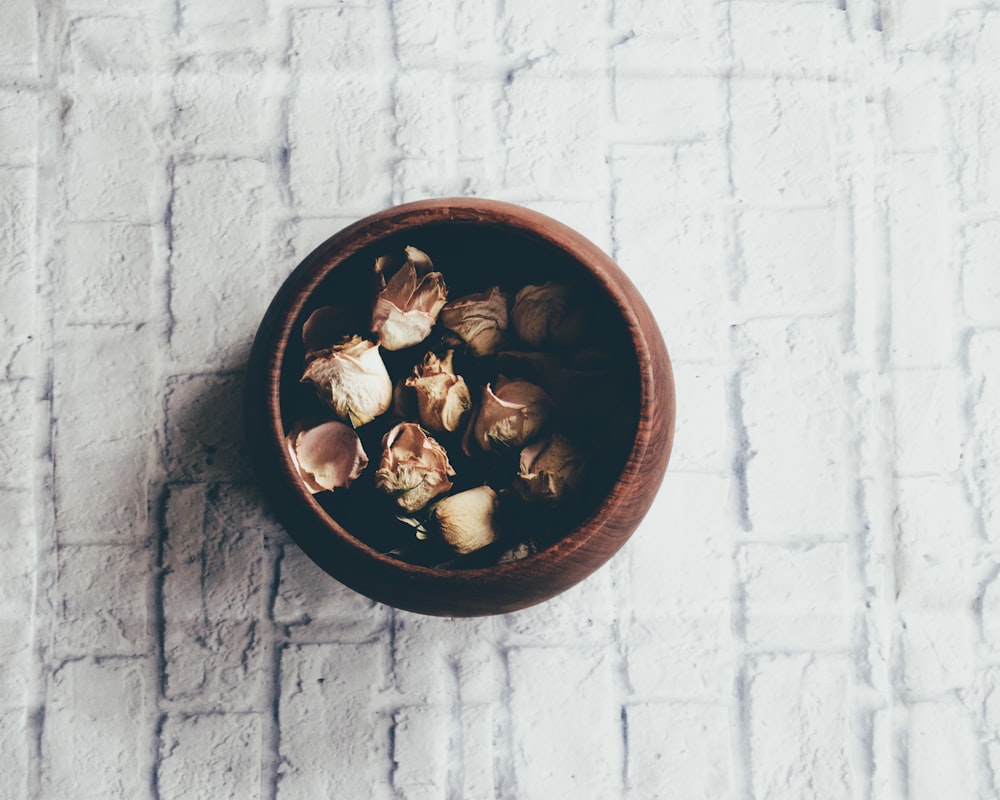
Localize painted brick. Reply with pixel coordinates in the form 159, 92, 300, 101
737, 204, 848, 313
60, 222, 153, 325
68, 16, 151, 77
881, 0, 949, 51
0, 621, 31, 710
392, 705, 449, 799
453, 79, 504, 164
951, 80, 1000, 210
393, 614, 497, 704
739, 542, 850, 651
738, 317, 852, 538
53, 433, 150, 544
0, 166, 35, 379
730, 3, 848, 79
275, 542, 393, 641
158, 713, 263, 800
908, 700, 978, 800
981, 569, 1000, 653
392, 0, 456, 69
64, 78, 154, 222
747, 654, 852, 800
624, 702, 731, 800
460, 703, 498, 799
0, 708, 28, 800
162, 484, 268, 707
503, 72, 607, 199
886, 80, 944, 153
627, 473, 733, 619
962, 218, 1000, 323
53, 327, 154, 440
901, 611, 975, 696
613, 140, 728, 208
41, 658, 150, 799
730, 78, 836, 205
625, 610, 733, 701
612, 161, 728, 359
611, 5, 726, 74
502, 0, 606, 75
0, 0, 37, 75
952, 12, 1000, 74
287, 74, 395, 213
52, 328, 154, 543
970, 331, 1000, 542
163, 371, 251, 482
290, 6, 392, 74
278, 643, 392, 800
455, 640, 502, 705
620, 474, 734, 700
887, 153, 956, 367
178, 0, 266, 43
173, 53, 266, 158
0, 89, 39, 165
0, 490, 34, 624
55, 544, 152, 657
895, 477, 975, 611
0, 380, 36, 491
394, 158, 468, 204
0, 498, 32, 714
613, 75, 726, 141
505, 569, 615, 646
394, 69, 456, 162
890, 368, 963, 476
169, 158, 270, 370
665, 363, 728, 472
508, 647, 621, 799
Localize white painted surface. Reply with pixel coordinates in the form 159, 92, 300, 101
1, 0, 998, 797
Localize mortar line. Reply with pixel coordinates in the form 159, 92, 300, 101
26, 2, 68, 795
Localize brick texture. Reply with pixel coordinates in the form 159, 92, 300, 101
5, 0, 999, 797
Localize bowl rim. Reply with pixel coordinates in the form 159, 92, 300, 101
246, 197, 675, 611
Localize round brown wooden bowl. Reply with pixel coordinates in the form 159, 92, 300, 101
245, 198, 675, 616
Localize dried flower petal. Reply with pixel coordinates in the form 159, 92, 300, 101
301, 335, 393, 427
371, 246, 448, 350
515, 434, 587, 504
464, 376, 552, 454
511, 281, 587, 348
286, 420, 368, 494
430, 485, 499, 554
374, 422, 456, 513
302, 305, 362, 356
405, 350, 472, 433
440, 286, 509, 356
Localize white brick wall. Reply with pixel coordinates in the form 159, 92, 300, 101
3, 0, 1000, 797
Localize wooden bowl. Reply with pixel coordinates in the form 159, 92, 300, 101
245, 198, 675, 616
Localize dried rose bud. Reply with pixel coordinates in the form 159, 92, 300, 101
511, 281, 587, 349
515, 434, 587, 504
405, 350, 471, 433
464, 376, 553, 454
440, 286, 509, 356
302, 305, 363, 356
429, 485, 500, 554
374, 422, 455, 513
301, 335, 393, 428
286, 420, 368, 494
371, 245, 448, 350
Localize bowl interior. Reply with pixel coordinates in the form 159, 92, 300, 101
277, 219, 642, 570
